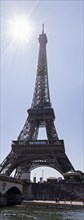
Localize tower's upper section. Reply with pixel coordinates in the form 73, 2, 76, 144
31, 25, 51, 108
38, 24, 47, 45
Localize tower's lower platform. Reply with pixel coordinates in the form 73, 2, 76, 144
0, 140, 74, 177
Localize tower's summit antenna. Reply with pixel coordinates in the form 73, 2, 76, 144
42, 24, 44, 34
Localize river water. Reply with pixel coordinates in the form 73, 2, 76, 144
0, 206, 84, 220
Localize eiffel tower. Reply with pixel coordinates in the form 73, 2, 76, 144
0, 25, 74, 179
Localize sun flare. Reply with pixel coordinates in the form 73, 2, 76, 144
8, 15, 34, 44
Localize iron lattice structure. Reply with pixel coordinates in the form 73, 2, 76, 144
0, 25, 74, 178
18, 25, 58, 142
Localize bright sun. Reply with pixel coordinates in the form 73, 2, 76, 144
9, 15, 34, 44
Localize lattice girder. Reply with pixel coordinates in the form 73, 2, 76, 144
18, 108, 58, 142
31, 29, 50, 108
0, 141, 74, 177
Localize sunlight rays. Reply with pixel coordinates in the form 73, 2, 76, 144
7, 15, 34, 44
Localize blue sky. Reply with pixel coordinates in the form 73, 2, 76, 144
0, 0, 83, 181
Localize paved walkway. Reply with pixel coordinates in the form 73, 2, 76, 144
23, 200, 84, 207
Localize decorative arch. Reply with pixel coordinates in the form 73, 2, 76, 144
13, 156, 64, 178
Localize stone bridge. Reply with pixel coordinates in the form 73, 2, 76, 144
0, 175, 23, 206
